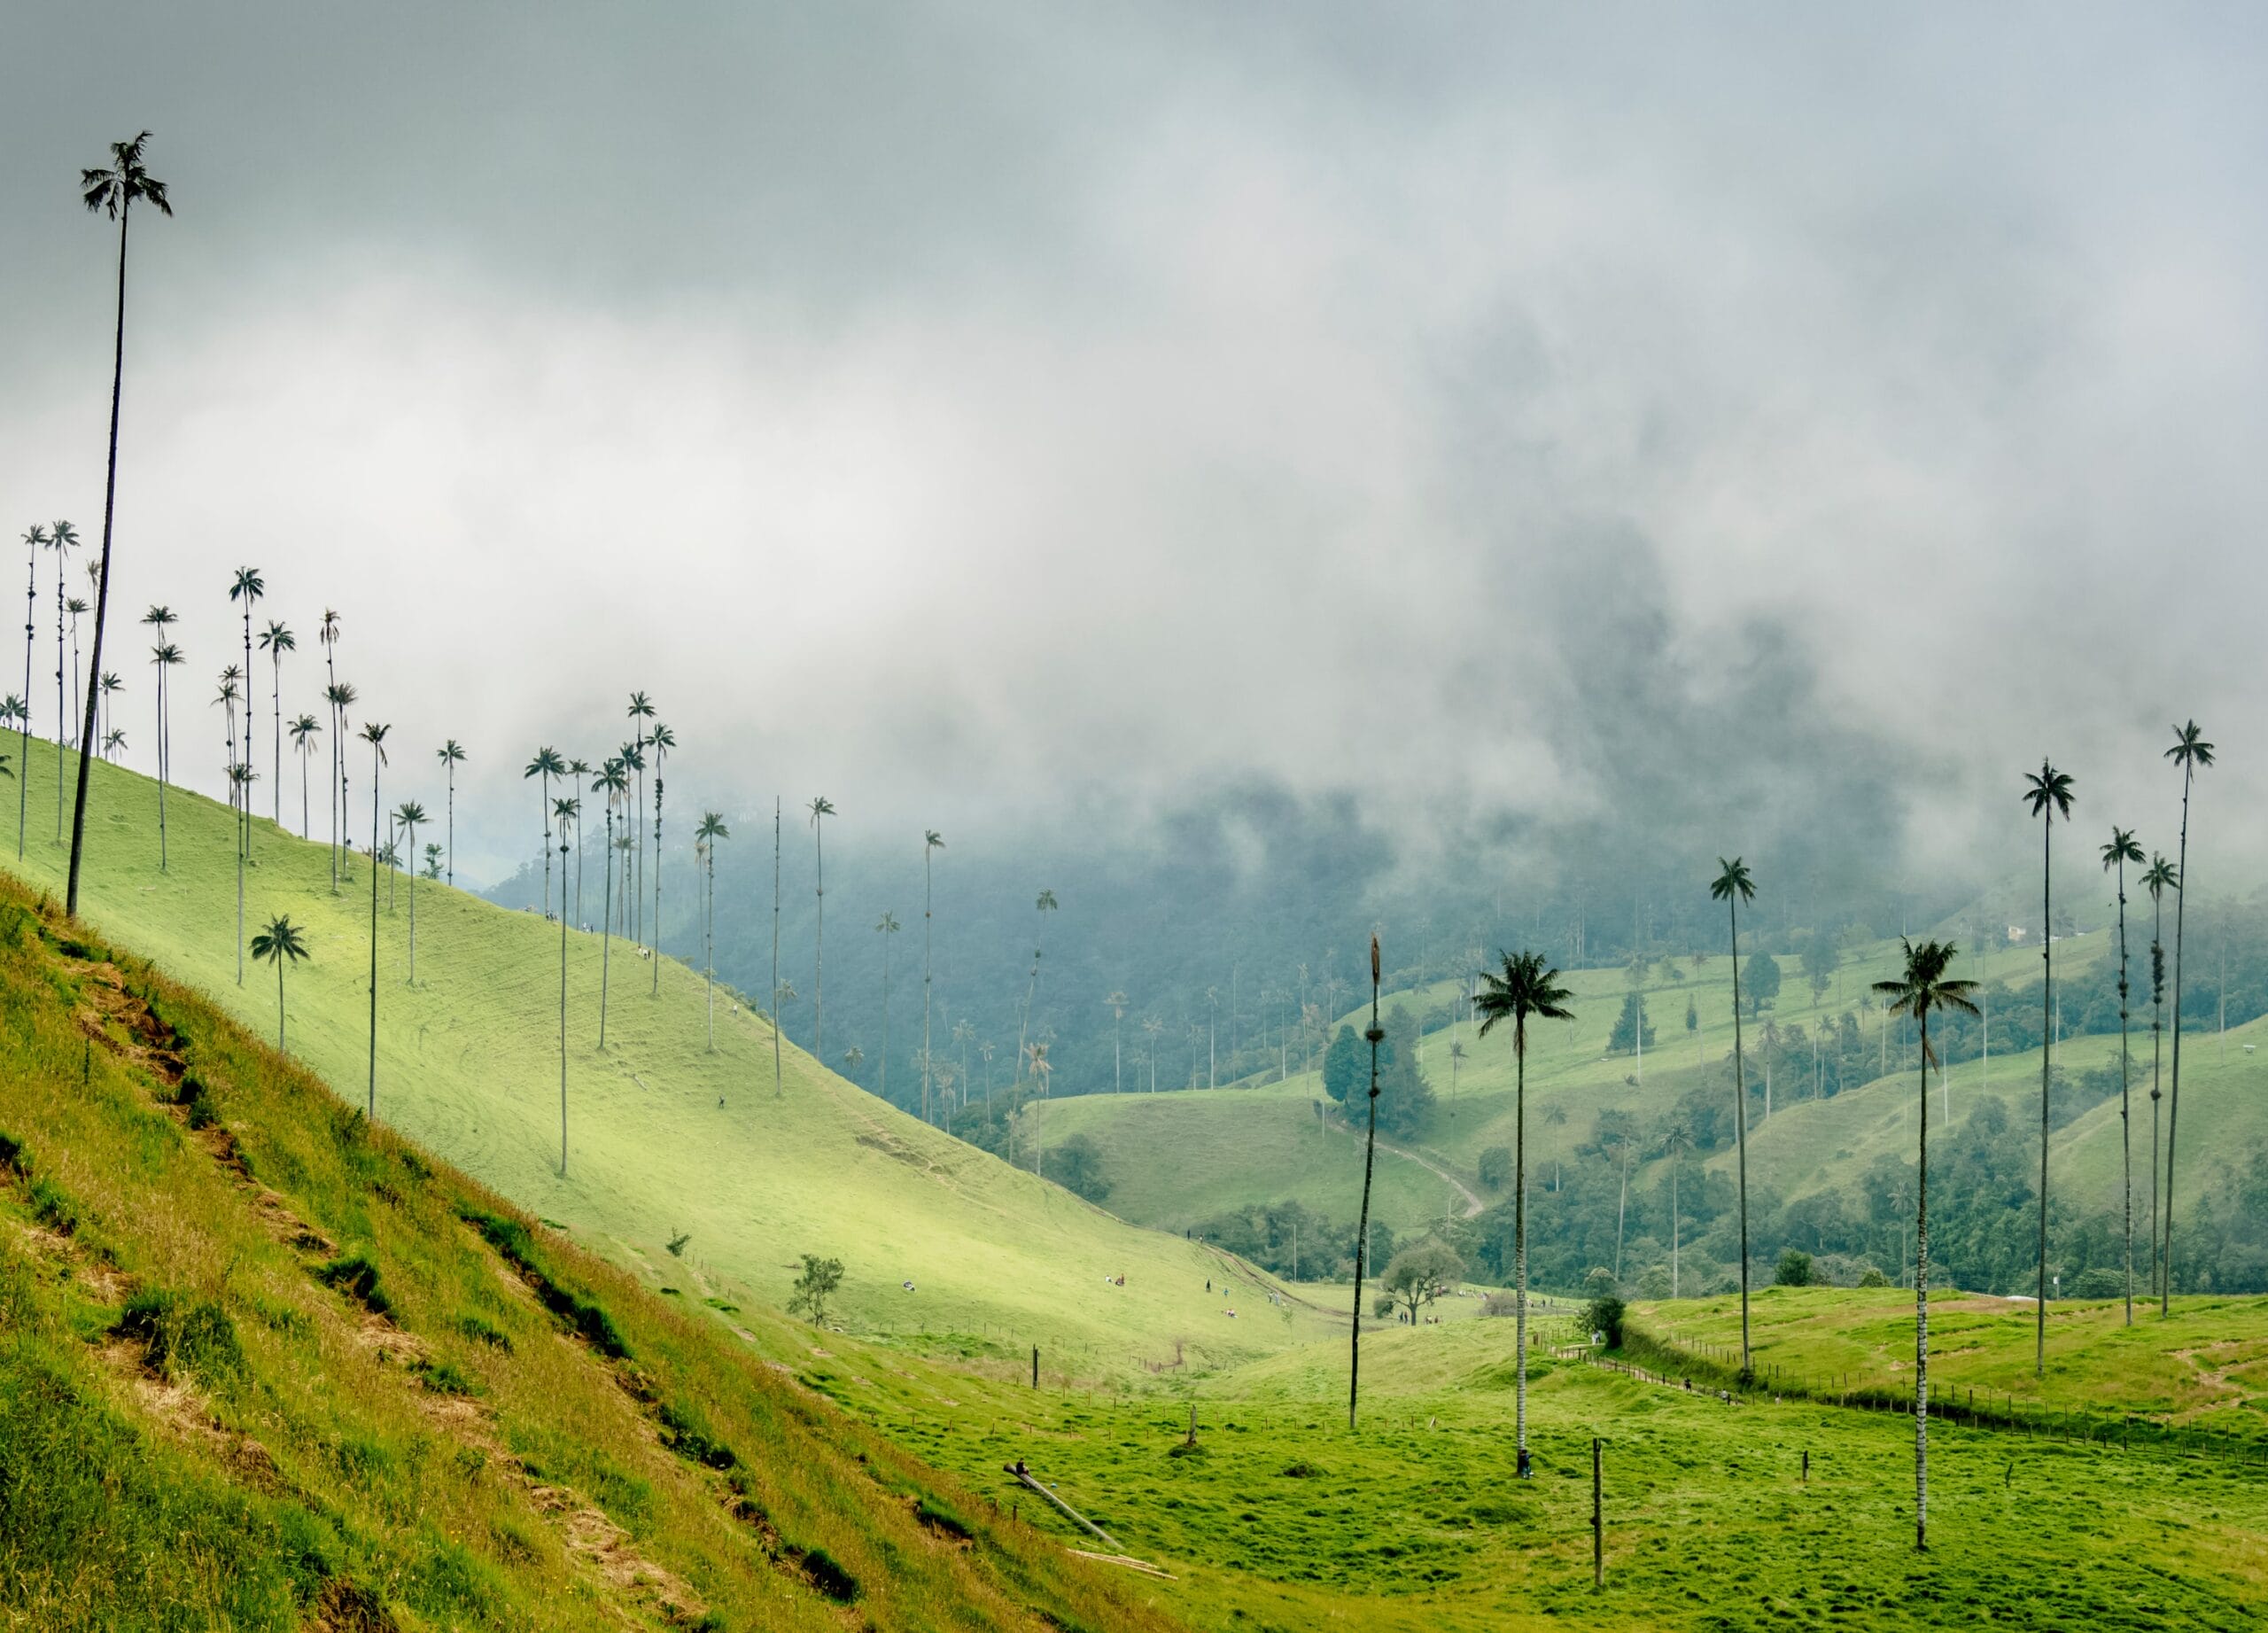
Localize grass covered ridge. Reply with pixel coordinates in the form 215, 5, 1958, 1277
0, 869, 1189, 1631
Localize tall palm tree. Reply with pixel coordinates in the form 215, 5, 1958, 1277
808, 796, 835, 1056
396, 802, 428, 983
594, 759, 628, 1049
429, 740, 464, 885
66, 594, 88, 749
228, 568, 263, 862
524, 746, 564, 917
97, 672, 122, 755
1873, 938, 1978, 1554
258, 619, 291, 822
2142, 851, 2176, 1300
566, 757, 591, 921
875, 911, 902, 1100
648, 722, 674, 995
319, 610, 342, 885
151, 640, 183, 866
18, 524, 44, 859
228, 762, 253, 982
1106, 991, 1130, 1095
213, 676, 240, 828
45, 522, 77, 840
102, 727, 125, 762
2101, 827, 2144, 1324
289, 714, 321, 836
556, 805, 573, 1176
625, 691, 656, 938
360, 722, 390, 1119
923, 828, 945, 1121
423, 842, 442, 880
66, 133, 172, 915
773, 797, 784, 1099
695, 812, 728, 1049
1018, 888, 1060, 1082
250, 914, 311, 1052
1348, 935, 1388, 1432
2021, 758, 2075, 1373
1473, 947, 1575, 1474
1710, 856, 1759, 1378
2159, 721, 2214, 1314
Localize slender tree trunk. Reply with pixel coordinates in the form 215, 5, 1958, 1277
446, 769, 454, 886
299, 744, 309, 839
406, 829, 417, 984
236, 823, 245, 985
923, 845, 934, 1121
17, 543, 30, 860
2116, 858, 2133, 1326
2163, 768, 2194, 1315
277, 961, 286, 1052
813, 818, 825, 1059
1671, 1147, 1680, 1298
1729, 899, 1751, 1377
1348, 966, 1382, 1433
540, 772, 552, 920
561, 834, 571, 1176
368, 747, 382, 1119
2038, 819, 2052, 1374
773, 797, 782, 1098
270, 654, 281, 824
704, 849, 716, 1050
599, 809, 614, 1048
651, 778, 663, 997
1915, 1012, 1930, 1551
64, 204, 131, 914
1515, 1026, 1531, 1475
155, 663, 167, 867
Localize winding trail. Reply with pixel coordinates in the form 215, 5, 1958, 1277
1323, 1111, 1486, 1218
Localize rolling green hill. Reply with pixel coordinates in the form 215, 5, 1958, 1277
0, 868, 1185, 1631
0, 747, 1332, 1377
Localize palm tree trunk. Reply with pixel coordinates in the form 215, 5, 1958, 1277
1915, 1012, 1930, 1552
270, 656, 281, 824
1671, 1147, 1680, 1298
2038, 818, 2052, 1373
599, 809, 614, 1048
772, 797, 782, 1099
704, 850, 716, 1050
540, 772, 552, 920
367, 747, 382, 1120
650, 778, 663, 998
2116, 859, 2132, 1326
154, 664, 167, 868
2163, 769, 2194, 1315
561, 836, 571, 1176
1348, 988, 1382, 1433
446, 770, 454, 886
813, 820, 826, 1060
922, 847, 934, 1122
277, 960, 286, 1052
63, 204, 131, 914
406, 830, 417, 984
1515, 1026, 1531, 1476
235, 828, 245, 985
299, 745, 308, 839
1729, 900, 1751, 1377
18, 544, 30, 860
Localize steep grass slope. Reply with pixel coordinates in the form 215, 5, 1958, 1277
0, 748, 1328, 1372
0, 872, 1189, 1631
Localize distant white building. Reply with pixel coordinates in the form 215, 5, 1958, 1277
2008, 925, 2027, 944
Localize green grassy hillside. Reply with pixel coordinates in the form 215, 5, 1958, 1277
0, 748, 1332, 1375
0, 870, 1187, 1631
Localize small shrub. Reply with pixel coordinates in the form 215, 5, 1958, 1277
315, 1255, 393, 1317
1477, 1147, 1512, 1192
1281, 1460, 1328, 1479
114, 1290, 245, 1380
1775, 1250, 1814, 1287
665, 1230, 690, 1257
176, 1076, 220, 1131
1581, 1293, 1626, 1349
1857, 1266, 1891, 1288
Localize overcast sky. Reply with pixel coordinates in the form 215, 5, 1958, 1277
3, 4, 2264, 890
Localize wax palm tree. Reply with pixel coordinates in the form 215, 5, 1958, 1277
1346, 936, 1390, 1431
17, 525, 44, 858
258, 619, 292, 822
395, 802, 428, 983
615, 742, 644, 924
566, 757, 591, 920
695, 812, 728, 1049
102, 727, 124, 760
2022, 758, 2075, 1372
1106, 990, 1130, 1095
360, 723, 390, 1118
151, 642, 183, 864
228, 568, 262, 862
625, 692, 656, 938
45, 522, 77, 839
524, 746, 564, 917
594, 758, 628, 1048
808, 796, 835, 1056
2161, 720, 2213, 1315
923, 828, 945, 1121
2101, 827, 2144, 1324
97, 672, 122, 755
875, 911, 902, 1100
842, 1046, 866, 1079
65, 133, 171, 912
229, 763, 253, 983
1709, 856, 1759, 1376
648, 722, 674, 995
428, 741, 464, 884
772, 797, 785, 1098
289, 713, 321, 837
319, 610, 342, 884
2142, 851, 2176, 1298
66, 596, 88, 747
1473, 947, 1575, 1471
1865, 937, 1979, 1549
250, 914, 311, 1052
423, 842, 441, 879
1018, 888, 1059, 1082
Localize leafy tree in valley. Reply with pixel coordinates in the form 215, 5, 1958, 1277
787, 1255, 844, 1326
2162, 720, 2213, 1314
1607, 991, 1655, 1056
249, 914, 309, 1052
1381, 1240, 1464, 1324
66, 133, 172, 915
1322, 1023, 1365, 1106
1801, 929, 1838, 1004
1477, 1146, 1512, 1193
1775, 1248, 1814, 1287
1051, 1132, 1111, 1202
1472, 947, 1574, 1478
1742, 949, 1782, 1016
1873, 937, 1977, 1553
2022, 758, 2074, 1372
1711, 856, 1759, 1378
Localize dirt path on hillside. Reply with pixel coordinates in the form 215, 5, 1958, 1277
1322, 1112, 1485, 1218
